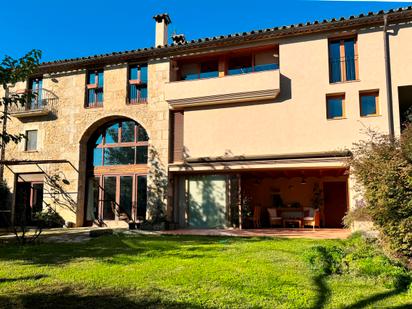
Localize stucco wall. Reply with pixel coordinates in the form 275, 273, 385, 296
182, 25, 412, 159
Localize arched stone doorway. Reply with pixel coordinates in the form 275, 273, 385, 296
81, 118, 149, 226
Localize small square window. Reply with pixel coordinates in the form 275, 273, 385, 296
360, 92, 379, 117
25, 130, 38, 151
326, 95, 345, 119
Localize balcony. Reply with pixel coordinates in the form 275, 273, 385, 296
165, 69, 280, 109
9, 89, 57, 118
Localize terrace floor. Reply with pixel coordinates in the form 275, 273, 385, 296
0, 227, 351, 243
160, 228, 351, 239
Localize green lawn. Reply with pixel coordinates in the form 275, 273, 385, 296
0, 234, 411, 308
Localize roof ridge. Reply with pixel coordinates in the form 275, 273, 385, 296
39, 5, 412, 70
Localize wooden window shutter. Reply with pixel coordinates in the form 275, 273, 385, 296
172, 111, 184, 162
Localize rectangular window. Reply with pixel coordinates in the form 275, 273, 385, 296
329, 37, 358, 83
86, 70, 104, 107
28, 78, 43, 110
228, 51, 278, 76
254, 50, 279, 72
25, 130, 38, 151
228, 55, 253, 75
360, 91, 379, 117
180, 60, 219, 80
128, 64, 148, 104
326, 95, 345, 120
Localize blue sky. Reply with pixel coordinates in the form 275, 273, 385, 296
1, 0, 411, 62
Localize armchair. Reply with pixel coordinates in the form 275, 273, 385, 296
267, 208, 282, 227
303, 207, 320, 229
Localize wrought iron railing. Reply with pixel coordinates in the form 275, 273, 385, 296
9, 89, 58, 114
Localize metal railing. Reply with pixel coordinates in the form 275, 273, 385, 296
9, 89, 58, 114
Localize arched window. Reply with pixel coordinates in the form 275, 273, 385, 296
86, 119, 149, 223
90, 120, 149, 167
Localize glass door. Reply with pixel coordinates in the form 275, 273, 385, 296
88, 174, 147, 222
119, 176, 133, 220
103, 176, 116, 220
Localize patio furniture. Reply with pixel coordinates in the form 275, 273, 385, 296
283, 218, 302, 228
267, 208, 282, 227
303, 208, 320, 229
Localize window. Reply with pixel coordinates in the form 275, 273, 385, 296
254, 50, 279, 72
329, 37, 358, 83
227, 51, 279, 76
180, 60, 219, 80
91, 120, 149, 167
228, 55, 253, 75
128, 64, 148, 104
25, 130, 38, 151
326, 95, 345, 119
86, 70, 104, 107
360, 91, 379, 117
28, 78, 43, 110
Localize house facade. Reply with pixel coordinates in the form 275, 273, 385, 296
1, 8, 412, 229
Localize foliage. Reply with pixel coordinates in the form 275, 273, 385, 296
34, 207, 65, 228
0, 235, 411, 308
342, 199, 371, 227
304, 245, 345, 275
304, 233, 412, 290
0, 180, 10, 209
0, 180, 11, 227
349, 126, 412, 261
0, 50, 42, 145
146, 148, 167, 224
311, 182, 323, 209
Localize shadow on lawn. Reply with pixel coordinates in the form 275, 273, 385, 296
0, 274, 47, 284
342, 285, 411, 309
311, 272, 412, 309
0, 234, 268, 266
309, 249, 411, 309
0, 289, 209, 309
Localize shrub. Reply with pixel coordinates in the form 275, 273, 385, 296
305, 234, 412, 290
349, 126, 412, 261
34, 207, 65, 228
342, 199, 371, 228
304, 245, 345, 275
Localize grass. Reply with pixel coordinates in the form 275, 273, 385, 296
0, 234, 411, 308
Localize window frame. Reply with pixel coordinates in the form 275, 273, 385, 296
27, 77, 43, 110
85, 69, 104, 108
25, 129, 38, 151
326, 93, 346, 120
227, 51, 279, 76
91, 120, 149, 169
359, 90, 380, 117
180, 59, 220, 81
127, 64, 148, 105
328, 35, 359, 84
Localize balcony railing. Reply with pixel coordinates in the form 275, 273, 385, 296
9, 89, 58, 118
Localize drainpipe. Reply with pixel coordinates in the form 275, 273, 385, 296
383, 14, 395, 140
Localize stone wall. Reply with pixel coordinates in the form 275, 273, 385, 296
3, 59, 171, 226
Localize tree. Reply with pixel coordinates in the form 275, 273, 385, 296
0, 50, 42, 180
349, 126, 412, 265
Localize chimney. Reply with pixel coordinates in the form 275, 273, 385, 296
153, 13, 172, 47
172, 34, 186, 45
